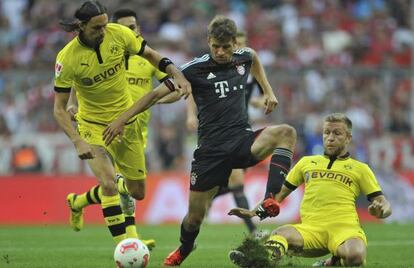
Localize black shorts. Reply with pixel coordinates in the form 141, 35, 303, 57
189, 128, 264, 191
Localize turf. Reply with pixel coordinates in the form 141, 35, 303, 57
0, 223, 413, 267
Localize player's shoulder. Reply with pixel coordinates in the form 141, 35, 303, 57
300, 154, 324, 163
234, 47, 253, 55
347, 157, 371, 170
56, 37, 79, 62
180, 54, 210, 71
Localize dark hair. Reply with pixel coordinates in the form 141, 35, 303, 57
111, 9, 137, 23
59, 1, 107, 32
207, 15, 237, 42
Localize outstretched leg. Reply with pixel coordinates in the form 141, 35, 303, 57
164, 187, 218, 266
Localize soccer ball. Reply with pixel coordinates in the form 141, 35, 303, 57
114, 238, 150, 268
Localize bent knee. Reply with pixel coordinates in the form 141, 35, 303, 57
278, 124, 296, 140
129, 190, 145, 200
344, 252, 365, 266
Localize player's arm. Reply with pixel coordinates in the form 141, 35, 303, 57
186, 94, 198, 132
157, 91, 182, 104
66, 88, 78, 121
53, 91, 94, 159
141, 45, 191, 98
368, 195, 392, 219
249, 48, 278, 114
103, 80, 175, 145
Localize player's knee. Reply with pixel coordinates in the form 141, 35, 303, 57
267, 124, 296, 147
277, 124, 296, 142
343, 251, 365, 266
129, 189, 145, 200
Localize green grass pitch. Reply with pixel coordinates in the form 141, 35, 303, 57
1, 223, 413, 267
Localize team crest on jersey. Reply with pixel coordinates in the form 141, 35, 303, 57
55, 62, 63, 77
190, 172, 197, 185
110, 43, 121, 55
236, 65, 245, 75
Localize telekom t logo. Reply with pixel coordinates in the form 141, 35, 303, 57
214, 81, 229, 98
214, 80, 244, 98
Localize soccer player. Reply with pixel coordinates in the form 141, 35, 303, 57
186, 31, 265, 236
228, 113, 392, 267
64, 8, 173, 249
102, 15, 297, 266
53, 1, 190, 245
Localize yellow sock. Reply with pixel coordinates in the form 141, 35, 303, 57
265, 234, 288, 260
74, 185, 102, 209
101, 194, 126, 244
125, 213, 138, 239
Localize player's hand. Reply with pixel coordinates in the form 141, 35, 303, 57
103, 118, 126, 146
74, 139, 95, 160
174, 74, 192, 99
228, 208, 256, 219
263, 93, 278, 114
66, 104, 78, 121
368, 199, 391, 218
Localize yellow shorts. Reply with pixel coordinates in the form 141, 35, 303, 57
76, 117, 146, 180
288, 222, 367, 255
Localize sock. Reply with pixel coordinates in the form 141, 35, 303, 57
231, 185, 256, 233
265, 234, 288, 259
125, 213, 138, 239
179, 222, 199, 255
116, 174, 129, 194
74, 185, 102, 209
265, 148, 292, 198
101, 194, 126, 244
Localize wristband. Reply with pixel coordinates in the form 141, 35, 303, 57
159, 57, 173, 72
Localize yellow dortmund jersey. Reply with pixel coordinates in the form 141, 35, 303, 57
54, 23, 146, 124
285, 154, 382, 225
126, 55, 167, 126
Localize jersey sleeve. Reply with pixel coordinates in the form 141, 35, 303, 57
154, 68, 168, 82
121, 25, 146, 56
285, 157, 306, 188
359, 163, 383, 200
54, 51, 73, 93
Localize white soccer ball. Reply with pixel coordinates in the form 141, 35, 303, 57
114, 238, 150, 268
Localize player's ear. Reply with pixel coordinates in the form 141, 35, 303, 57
79, 21, 87, 31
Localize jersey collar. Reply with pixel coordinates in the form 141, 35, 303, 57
323, 152, 350, 160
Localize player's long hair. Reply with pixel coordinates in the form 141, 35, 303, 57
59, 0, 107, 32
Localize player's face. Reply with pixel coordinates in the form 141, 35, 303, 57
117, 16, 140, 35
235, 36, 246, 49
323, 121, 352, 157
208, 37, 236, 64
82, 14, 108, 46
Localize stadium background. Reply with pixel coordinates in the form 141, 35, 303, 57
1, 0, 414, 227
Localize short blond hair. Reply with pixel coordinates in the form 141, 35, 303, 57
324, 113, 352, 134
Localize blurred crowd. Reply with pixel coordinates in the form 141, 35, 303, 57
0, 0, 413, 172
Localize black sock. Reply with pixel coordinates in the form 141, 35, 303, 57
231, 185, 256, 233
265, 148, 292, 198
179, 222, 199, 254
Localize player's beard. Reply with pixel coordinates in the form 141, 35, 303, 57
324, 145, 345, 158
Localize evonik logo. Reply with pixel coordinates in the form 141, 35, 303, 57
80, 59, 124, 86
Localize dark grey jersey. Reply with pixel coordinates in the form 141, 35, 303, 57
181, 48, 253, 147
